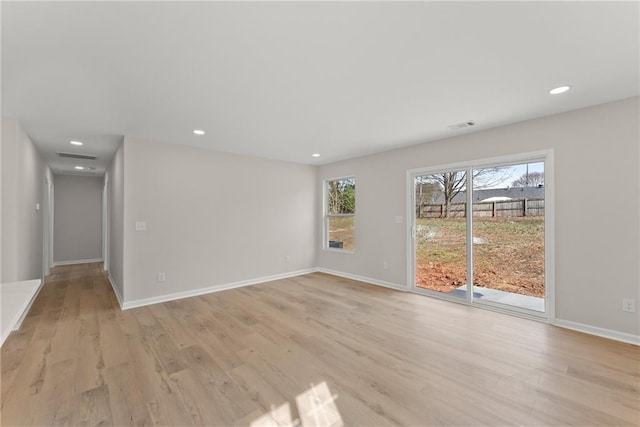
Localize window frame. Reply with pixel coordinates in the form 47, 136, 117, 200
323, 176, 356, 253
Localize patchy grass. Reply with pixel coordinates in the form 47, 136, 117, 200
416, 217, 544, 297
328, 216, 355, 250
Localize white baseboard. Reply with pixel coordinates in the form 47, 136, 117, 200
121, 268, 317, 310
315, 267, 409, 292
54, 258, 103, 266
103, 263, 639, 347
553, 319, 639, 346
13, 281, 44, 331
107, 274, 124, 309
317, 268, 638, 347
1, 279, 43, 347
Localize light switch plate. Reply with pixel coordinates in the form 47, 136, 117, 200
135, 221, 147, 231
622, 298, 636, 313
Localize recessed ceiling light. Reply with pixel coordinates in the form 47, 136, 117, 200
70, 140, 83, 146
193, 129, 205, 135
549, 85, 571, 95
74, 166, 85, 170
312, 153, 320, 158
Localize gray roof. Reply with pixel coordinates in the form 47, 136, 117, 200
435, 186, 544, 203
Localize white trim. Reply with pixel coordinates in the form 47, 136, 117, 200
102, 178, 109, 272
42, 175, 52, 278
406, 149, 554, 176
316, 267, 409, 292
54, 258, 103, 266
406, 172, 415, 297
324, 248, 355, 255
465, 167, 474, 304
49, 182, 55, 271
544, 151, 556, 323
96, 265, 640, 347
316, 268, 636, 345
107, 274, 124, 309
1, 279, 43, 347
121, 268, 317, 310
553, 319, 640, 346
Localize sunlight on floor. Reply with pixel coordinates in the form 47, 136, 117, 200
251, 402, 295, 427
251, 382, 343, 427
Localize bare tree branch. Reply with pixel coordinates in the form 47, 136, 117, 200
416, 167, 513, 217
511, 171, 544, 187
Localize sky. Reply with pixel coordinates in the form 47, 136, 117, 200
416, 161, 545, 191
484, 161, 544, 189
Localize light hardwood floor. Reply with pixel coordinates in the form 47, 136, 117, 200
1, 263, 639, 426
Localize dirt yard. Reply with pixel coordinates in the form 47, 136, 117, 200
415, 217, 544, 297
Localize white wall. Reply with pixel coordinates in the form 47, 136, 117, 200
53, 175, 103, 263
106, 142, 125, 301
1, 117, 48, 282
0, 118, 3, 282
317, 97, 640, 337
120, 137, 317, 303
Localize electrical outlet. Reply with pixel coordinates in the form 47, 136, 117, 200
383, 261, 389, 270
622, 298, 636, 313
157, 272, 166, 282
285, 256, 290, 264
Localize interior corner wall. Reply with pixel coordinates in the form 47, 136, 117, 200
1, 116, 47, 282
121, 137, 317, 303
53, 174, 103, 263
317, 97, 640, 337
0, 122, 3, 283
106, 141, 125, 300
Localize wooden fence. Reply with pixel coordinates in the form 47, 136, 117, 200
419, 198, 544, 218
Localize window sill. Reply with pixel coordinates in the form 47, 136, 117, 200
324, 248, 355, 254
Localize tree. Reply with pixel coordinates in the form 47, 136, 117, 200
438, 172, 467, 217
511, 171, 544, 187
328, 178, 355, 214
417, 167, 513, 217
415, 179, 442, 218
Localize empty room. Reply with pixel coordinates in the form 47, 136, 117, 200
1, 1, 639, 426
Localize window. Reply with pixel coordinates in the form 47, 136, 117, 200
325, 177, 355, 251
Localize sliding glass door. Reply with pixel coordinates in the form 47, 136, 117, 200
410, 153, 551, 319
471, 162, 545, 313
413, 170, 468, 301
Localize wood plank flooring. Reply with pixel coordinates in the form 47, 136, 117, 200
2, 263, 639, 426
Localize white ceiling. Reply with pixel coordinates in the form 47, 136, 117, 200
2, 2, 639, 175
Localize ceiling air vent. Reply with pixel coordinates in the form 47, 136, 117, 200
448, 120, 475, 130
57, 152, 98, 160
61, 170, 98, 176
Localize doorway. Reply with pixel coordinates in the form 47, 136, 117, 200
102, 178, 109, 271
409, 151, 554, 320
42, 176, 54, 277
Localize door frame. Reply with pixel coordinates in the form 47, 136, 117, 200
42, 175, 54, 277
406, 149, 555, 323
102, 176, 109, 272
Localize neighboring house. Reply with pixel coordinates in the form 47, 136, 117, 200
435, 186, 544, 204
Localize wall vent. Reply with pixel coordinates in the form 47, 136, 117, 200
448, 120, 475, 130
57, 152, 98, 160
